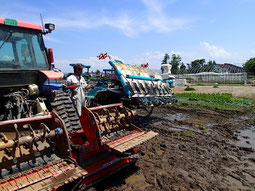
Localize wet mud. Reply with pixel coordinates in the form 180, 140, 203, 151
89, 103, 255, 191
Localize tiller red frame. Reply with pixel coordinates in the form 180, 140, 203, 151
69, 103, 158, 186
0, 112, 87, 190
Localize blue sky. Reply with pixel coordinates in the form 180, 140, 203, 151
1, 0, 255, 73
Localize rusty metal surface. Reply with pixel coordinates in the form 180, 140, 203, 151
90, 104, 135, 136
0, 159, 87, 191
0, 111, 78, 190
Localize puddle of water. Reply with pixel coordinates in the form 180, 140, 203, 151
235, 129, 255, 150
240, 115, 250, 120
205, 123, 217, 128
234, 128, 255, 172
168, 127, 184, 132
165, 113, 187, 121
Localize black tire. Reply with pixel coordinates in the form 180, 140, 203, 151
50, 90, 82, 133
94, 90, 122, 105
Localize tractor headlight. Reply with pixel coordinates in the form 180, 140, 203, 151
45, 23, 55, 33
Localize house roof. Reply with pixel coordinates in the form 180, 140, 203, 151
216, 63, 243, 73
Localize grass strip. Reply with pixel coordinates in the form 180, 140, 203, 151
175, 93, 253, 106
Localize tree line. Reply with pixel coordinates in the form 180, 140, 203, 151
161, 53, 218, 74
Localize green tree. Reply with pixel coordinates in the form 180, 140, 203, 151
189, 59, 206, 73
170, 54, 182, 74
207, 60, 216, 66
161, 53, 170, 65
203, 60, 216, 72
244, 58, 255, 74
180, 63, 186, 73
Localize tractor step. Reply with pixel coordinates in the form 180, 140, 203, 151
106, 130, 158, 153
0, 159, 87, 191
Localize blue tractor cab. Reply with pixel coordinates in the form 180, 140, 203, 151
70, 63, 91, 80
87, 69, 113, 98
41, 79, 63, 93
42, 64, 92, 93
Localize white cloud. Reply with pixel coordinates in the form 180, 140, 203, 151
141, 0, 177, 14
125, 51, 165, 70
141, 0, 192, 33
44, 0, 193, 37
145, 51, 165, 60
126, 50, 199, 70
75, 57, 110, 71
250, 49, 255, 55
44, 36, 62, 43
200, 42, 231, 59
55, 52, 164, 73
0, 0, 193, 38
148, 17, 190, 33
47, 14, 137, 37
123, 50, 200, 70
142, 50, 199, 66
101, 15, 136, 37
54, 54, 123, 73
141, 0, 164, 14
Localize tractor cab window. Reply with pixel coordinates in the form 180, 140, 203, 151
0, 26, 48, 70
16, 39, 32, 68
32, 35, 47, 68
0, 42, 14, 62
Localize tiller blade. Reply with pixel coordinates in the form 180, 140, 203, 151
0, 112, 87, 190
80, 103, 158, 153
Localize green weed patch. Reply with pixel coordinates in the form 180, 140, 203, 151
175, 93, 253, 105
184, 86, 195, 91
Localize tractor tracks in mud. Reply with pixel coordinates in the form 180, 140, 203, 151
136, 115, 247, 150
89, 103, 255, 191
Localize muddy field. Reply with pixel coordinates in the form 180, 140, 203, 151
88, 103, 255, 191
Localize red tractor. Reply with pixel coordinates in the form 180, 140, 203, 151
0, 17, 157, 190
